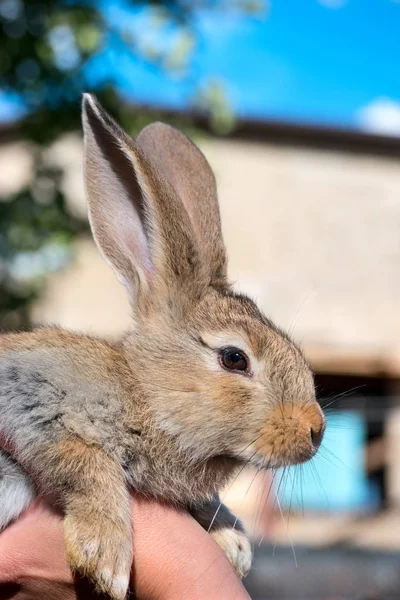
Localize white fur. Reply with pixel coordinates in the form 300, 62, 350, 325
99, 568, 129, 600
210, 527, 252, 579
0, 454, 36, 530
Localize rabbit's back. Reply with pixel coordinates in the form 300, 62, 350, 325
0, 329, 142, 475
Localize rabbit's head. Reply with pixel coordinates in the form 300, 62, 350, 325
82, 95, 325, 470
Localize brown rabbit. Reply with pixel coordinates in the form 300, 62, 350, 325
0, 95, 325, 600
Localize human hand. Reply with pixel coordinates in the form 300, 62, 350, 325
0, 496, 251, 600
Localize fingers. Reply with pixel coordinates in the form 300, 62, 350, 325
130, 497, 251, 600
0, 499, 69, 585
0, 496, 251, 600
0, 499, 77, 600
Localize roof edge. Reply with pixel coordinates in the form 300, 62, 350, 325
2, 104, 400, 157
306, 344, 400, 378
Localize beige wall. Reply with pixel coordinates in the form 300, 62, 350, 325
205, 140, 400, 359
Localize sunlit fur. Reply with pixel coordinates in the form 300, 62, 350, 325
0, 96, 325, 599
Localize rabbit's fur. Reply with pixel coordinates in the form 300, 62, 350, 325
0, 95, 325, 599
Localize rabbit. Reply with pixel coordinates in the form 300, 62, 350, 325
0, 94, 326, 600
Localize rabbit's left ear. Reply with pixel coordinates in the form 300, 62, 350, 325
136, 122, 228, 288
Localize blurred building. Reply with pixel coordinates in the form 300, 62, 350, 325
1, 115, 400, 549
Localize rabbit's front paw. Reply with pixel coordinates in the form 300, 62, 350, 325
64, 511, 132, 600
210, 527, 252, 579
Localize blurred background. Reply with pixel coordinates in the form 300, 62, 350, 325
1, 0, 400, 598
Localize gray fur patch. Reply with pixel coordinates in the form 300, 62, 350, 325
0, 350, 135, 469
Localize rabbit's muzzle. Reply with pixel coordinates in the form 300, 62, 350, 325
254, 401, 326, 467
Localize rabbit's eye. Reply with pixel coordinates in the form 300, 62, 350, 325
219, 347, 250, 373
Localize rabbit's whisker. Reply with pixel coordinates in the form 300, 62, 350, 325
147, 383, 198, 393
252, 464, 272, 544
278, 392, 285, 420
235, 465, 262, 540
274, 474, 298, 568
308, 458, 330, 509
207, 435, 275, 534
319, 384, 366, 411
250, 467, 266, 555
318, 445, 353, 473
287, 292, 313, 339
257, 466, 278, 547
287, 465, 298, 528
207, 448, 260, 533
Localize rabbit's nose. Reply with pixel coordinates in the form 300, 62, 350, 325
254, 401, 326, 467
310, 421, 325, 450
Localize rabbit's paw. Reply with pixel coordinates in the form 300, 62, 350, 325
64, 511, 132, 600
210, 527, 252, 579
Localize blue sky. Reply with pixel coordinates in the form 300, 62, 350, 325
100, 0, 400, 134
2, 0, 400, 135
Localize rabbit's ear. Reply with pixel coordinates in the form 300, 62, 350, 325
82, 94, 206, 314
136, 122, 228, 287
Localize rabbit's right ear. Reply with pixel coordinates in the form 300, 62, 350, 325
136, 122, 227, 287
82, 94, 153, 305
82, 94, 206, 315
